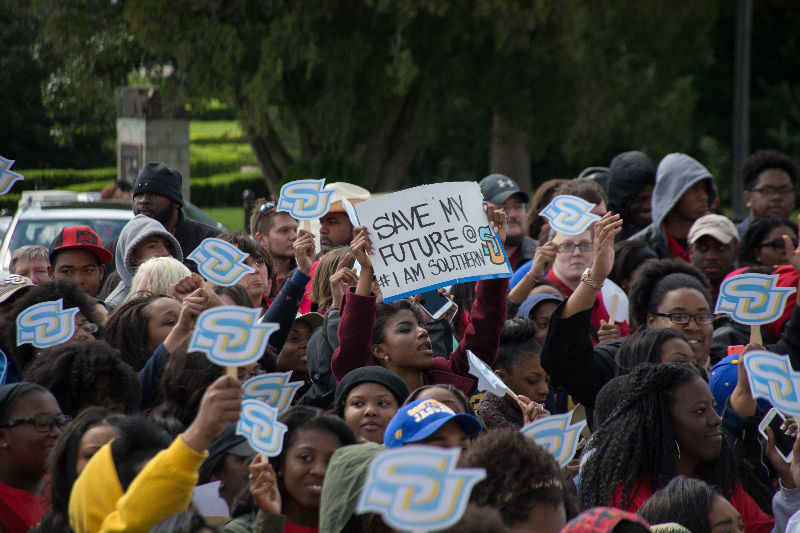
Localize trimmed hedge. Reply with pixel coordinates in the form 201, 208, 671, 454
189, 171, 267, 206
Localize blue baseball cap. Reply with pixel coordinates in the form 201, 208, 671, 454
709, 351, 771, 415
383, 398, 482, 448
516, 293, 563, 319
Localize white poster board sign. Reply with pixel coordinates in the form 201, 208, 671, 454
354, 182, 511, 302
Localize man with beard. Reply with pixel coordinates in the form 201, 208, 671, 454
103, 162, 220, 277
251, 201, 298, 286
479, 174, 538, 271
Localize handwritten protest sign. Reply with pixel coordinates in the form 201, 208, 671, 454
467, 350, 516, 400
16, 299, 78, 348
0, 156, 24, 196
242, 371, 304, 414
236, 400, 287, 457
277, 179, 334, 219
189, 307, 279, 367
187, 238, 255, 286
354, 182, 511, 302
356, 446, 486, 532
540, 195, 601, 236
521, 411, 587, 467
742, 350, 800, 417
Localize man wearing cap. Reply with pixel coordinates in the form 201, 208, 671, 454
479, 174, 538, 270
319, 182, 370, 254
383, 398, 482, 449
49, 226, 112, 299
688, 214, 740, 299
104, 162, 220, 275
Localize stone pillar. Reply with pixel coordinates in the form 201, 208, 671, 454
116, 87, 191, 202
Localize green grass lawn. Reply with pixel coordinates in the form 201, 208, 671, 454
190, 120, 245, 142
203, 206, 246, 231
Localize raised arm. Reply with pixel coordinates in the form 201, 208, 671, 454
330, 227, 378, 380
508, 241, 558, 304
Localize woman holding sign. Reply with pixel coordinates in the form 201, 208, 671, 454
331, 205, 509, 396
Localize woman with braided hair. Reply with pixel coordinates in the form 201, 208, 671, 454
579, 362, 800, 533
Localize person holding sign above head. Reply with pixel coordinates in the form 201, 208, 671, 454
222, 406, 356, 533
331, 204, 510, 397
69, 375, 243, 533
544, 221, 629, 344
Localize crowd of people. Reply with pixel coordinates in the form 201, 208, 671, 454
2, 149, 800, 533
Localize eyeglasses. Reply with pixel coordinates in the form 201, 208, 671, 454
751, 185, 794, 197
0, 414, 72, 432
557, 242, 593, 253
76, 321, 99, 334
652, 312, 714, 325
758, 238, 798, 251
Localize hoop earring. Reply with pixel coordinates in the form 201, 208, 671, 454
674, 440, 681, 460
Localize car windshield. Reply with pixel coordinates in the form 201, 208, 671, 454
9, 219, 128, 251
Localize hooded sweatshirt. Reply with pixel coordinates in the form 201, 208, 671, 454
607, 151, 656, 241
69, 436, 206, 533
629, 153, 717, 260
105, 215, 182, 309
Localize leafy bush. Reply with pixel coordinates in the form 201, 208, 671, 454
191, 143, 256, 177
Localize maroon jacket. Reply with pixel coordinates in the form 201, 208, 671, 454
331, 278, 508, 396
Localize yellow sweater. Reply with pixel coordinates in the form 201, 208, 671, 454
69, 435, 207, 533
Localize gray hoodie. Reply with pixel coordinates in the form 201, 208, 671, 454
629, 153, 718, 259
105, 214, 182, 308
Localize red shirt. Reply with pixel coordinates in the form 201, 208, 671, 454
665, 226, 691, 263
0, 479, 49, 533
544, 270, 630, 343
612, 479, 773, 533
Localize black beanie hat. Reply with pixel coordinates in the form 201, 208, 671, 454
334, 366, 410, 409
133, 162, 184, 206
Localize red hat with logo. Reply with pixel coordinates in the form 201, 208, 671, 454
49, 226, 113, 265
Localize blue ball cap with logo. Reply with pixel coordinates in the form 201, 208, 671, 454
383, 398, 482, 448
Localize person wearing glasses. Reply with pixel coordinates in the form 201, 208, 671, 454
737, 149, 797, 238
542, 226, 629, 344
0, 381, 70, 533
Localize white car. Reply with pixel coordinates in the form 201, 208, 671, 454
0, 191, 134, 275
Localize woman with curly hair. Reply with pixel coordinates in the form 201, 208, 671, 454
578, 363, 799, 531
458, 428, 580, 532
22, 339, 141, 416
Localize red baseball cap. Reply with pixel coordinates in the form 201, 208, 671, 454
49, 226, 113, 265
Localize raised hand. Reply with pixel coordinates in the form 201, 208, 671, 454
329, 252, 358, 309
588, 212, 623, 282
484, 202, 508, 245
294, 229, 316, 275
249, 454, 282, 515
182, 375, 243, 453
529, 241, 558, 281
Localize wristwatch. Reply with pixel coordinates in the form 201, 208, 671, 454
580, 268, 604, 290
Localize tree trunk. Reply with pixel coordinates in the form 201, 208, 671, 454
490, 112, 531, 191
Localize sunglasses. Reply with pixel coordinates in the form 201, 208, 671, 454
254, 202, 276, 229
